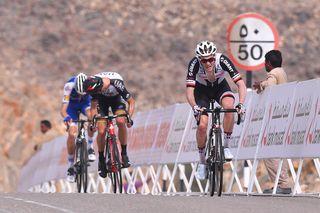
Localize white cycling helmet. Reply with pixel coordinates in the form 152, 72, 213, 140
195, 40, 217, 58
75, 72, 87, 95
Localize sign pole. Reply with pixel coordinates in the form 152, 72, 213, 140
246, 71, 252, 88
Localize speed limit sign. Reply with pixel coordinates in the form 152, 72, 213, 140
227, 13, 279, 71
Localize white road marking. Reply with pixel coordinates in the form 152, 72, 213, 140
0, 209, 12, 213
3, 196, 74, 213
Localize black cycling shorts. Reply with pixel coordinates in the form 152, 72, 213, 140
96, 95, 127, 116
194, 79, 234, 109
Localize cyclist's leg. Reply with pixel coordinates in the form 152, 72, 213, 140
82, 100, 96, 161
194, 84, 210, 180
194, 84, 210, 163
96, 100, 108, 177
66, 104, 79, 181
111, 96, 130, 167
82, 100, 94, 148
216, 79, 235, 160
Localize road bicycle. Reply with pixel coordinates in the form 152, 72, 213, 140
92, 113, 132, 194
203, 100, 241, 196
72, 119, 91, 193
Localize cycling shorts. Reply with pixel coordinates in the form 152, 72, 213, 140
67, 100, 91, 120
97, 95, 127, 116
194, 79, 234, 109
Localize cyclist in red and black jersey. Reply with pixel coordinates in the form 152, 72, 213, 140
186, 41, 247, 180
83, 72, 135, 178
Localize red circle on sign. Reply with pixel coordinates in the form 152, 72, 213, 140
227, 13, 279, 71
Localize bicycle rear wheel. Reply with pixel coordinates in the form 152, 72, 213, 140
110, 135, 123, 194
81, 139, 88, 193
214, 130, 224, 196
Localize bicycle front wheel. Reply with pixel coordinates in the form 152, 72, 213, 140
75, 142, 82, 193
111, 135, 123, 193
214, 130, 224, 196
81, 139, 88, 193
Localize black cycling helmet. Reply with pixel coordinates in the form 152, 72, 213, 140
83, 76, 103, 94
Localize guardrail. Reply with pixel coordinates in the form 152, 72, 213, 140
18, 79, 320, 196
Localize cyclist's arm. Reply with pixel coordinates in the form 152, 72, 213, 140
90, 99, 99, 119
235, 79, 247, 104
60, 82, 72, 118
220, 54, 242, 83
220, 54, 247, 104
186, 58, 199, 107
186, 86, 196, 108
60, 103, 69, 118
126, 96, 135, 118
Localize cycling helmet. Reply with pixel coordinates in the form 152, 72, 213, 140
195, 40, 217, 58
74, 73, 87, 95
83, 76, 103, 94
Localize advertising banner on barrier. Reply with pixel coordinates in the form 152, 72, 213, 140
230, 91, 253, 155
289, 79, 320, 158
128, 111, 149, 166
178, 108, 199, 163
161, 103, 192, 164
149, 105, 176, 164
141, 108, 165, 164
257, 82, 297, 159
236, 89, 271, 160
18, 136, 68, 192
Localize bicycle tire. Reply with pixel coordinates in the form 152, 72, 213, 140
214, 129, 224, 196
81, 139, 88, 193
76, 142, 82, 193
111, 135, 123, 193
207, 132, 215, 197
106, 135, 118, 193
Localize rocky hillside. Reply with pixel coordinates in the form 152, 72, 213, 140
0, 0, 319, 191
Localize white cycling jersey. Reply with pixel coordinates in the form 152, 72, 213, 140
93, 71, 131, 100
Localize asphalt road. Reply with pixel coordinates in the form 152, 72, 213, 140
0, 193, 319, 213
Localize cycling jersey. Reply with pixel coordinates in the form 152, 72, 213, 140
62, 76, 92, 120
186, 53, 242, 87
91, 72, 131, 101
90, 72, 131, 115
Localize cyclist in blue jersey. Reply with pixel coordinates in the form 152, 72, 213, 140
186, 41, 247, 180
60, 73, 96, 182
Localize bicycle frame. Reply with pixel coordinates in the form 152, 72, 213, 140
93, 113, 131, 193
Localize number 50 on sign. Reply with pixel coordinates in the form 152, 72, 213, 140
227, 13, 279, 71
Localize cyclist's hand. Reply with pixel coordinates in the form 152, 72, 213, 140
127, 119, 133, 128
89, 123, 97, 132
235, 103, 246, 115
192, 105, 202, 117
64, 115, 72, 125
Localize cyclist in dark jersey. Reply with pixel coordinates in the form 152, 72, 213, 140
83, 72, 135, 178
186, 41, 247, 180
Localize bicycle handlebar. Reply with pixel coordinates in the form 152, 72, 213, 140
203, 107, 242, 125
65, 119, 92, 131
92, 113, 133, 128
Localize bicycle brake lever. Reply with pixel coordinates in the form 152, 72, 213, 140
236, 113, 241, 125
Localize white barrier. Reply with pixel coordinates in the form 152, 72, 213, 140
18, 79, 320, 196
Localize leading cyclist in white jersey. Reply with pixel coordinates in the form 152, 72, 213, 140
186, 41, 246, 180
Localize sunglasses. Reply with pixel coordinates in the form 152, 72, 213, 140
200, 57, 215, 64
